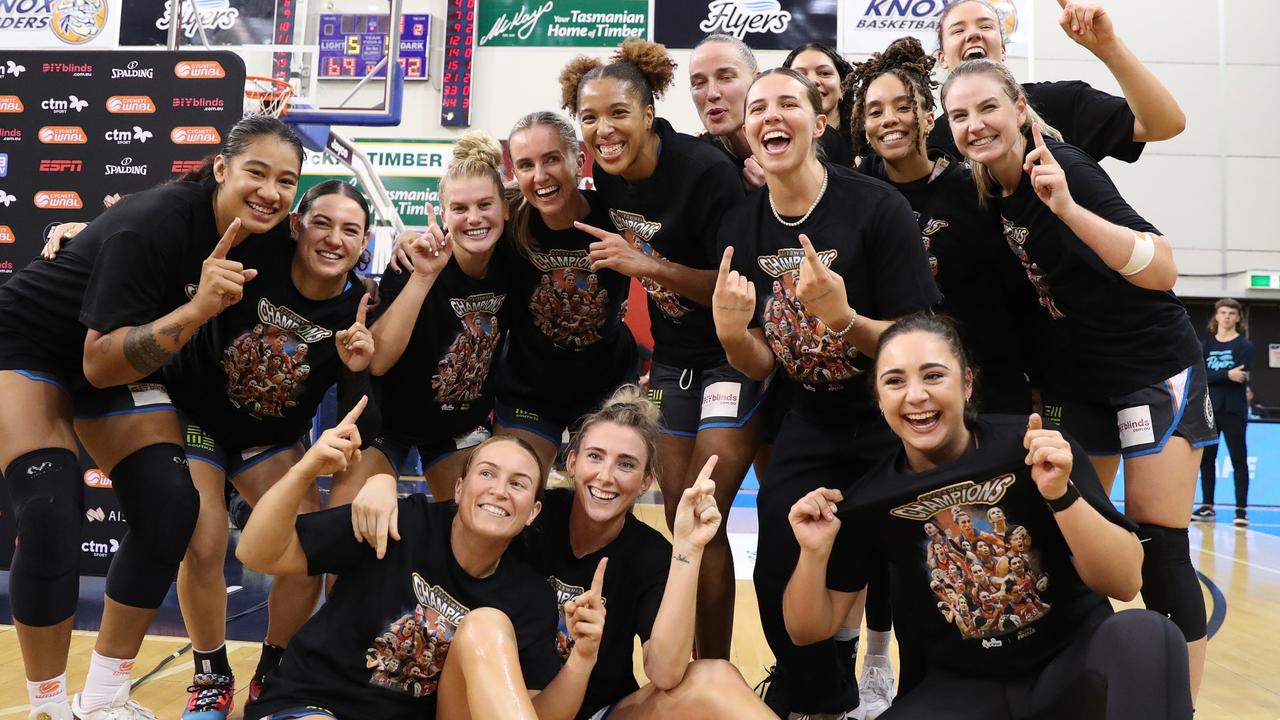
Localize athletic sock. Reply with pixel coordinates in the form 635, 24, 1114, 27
864, 629, 892, 657
193, 644, 233, 678
255, 642, 286, 678
79, 651, 134, 711
834, 626, 860, 666
27, 672, 68, 709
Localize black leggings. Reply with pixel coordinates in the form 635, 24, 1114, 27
1199, 412, 1249, 509
882, 609, 1192, 720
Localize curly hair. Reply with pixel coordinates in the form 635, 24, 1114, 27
558, 38, 677, 116
839, 36, 938, 160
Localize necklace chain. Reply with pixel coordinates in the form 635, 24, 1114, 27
769, 168, 829, 228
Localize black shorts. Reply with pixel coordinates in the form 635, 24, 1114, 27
493, 376, 631, 448
181, 416, 301, 478
5, 367, 177, 420
259, 707, 337, 720
371, 425, 491, 474
1045, 363, 1217, 458
646, 360, 768, 436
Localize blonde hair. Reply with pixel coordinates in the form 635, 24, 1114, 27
568, 384, 663, 481
940, 59, 1062, 208
507, 111, 582, 256
438, 130, 505, 205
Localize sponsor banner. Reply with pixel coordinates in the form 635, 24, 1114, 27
0, 50, 244, 285
120, 0, 277, 46
838, 0, 1031, 57
0, 0, 121, 49
300, 138, 456, 227
654, 0, 836, 50
478, 0, 647, 47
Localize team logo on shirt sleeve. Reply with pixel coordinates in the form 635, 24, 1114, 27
608, 209, 690, 320
434, 293, 506, 403
1001, 217, 1064, 320
365, 573, 472, 697
757, 248, 858, 386
527, 249, 610, 348
894, 477, 1051, 642
221, 299, 332, 418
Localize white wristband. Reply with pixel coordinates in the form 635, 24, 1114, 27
1118, 231, 1155, 276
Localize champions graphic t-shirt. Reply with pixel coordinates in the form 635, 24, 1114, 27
163, 237, 367, 451
932, 80, 1144, 163
817, 125, 853, 167
593, 117, 745, 369
497, 192, 637, 415
513, 489, 670, 719
828, 415, 1136, 677
1204, 335, 1254, 418
0, 180, 283, 384
248, 498, 562, 720
720, 162, 939, 410
372, 245, 516, 442
995, 138, 1200, 397
865, 154, 1035, 413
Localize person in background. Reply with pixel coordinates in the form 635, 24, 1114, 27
689, 33, 766, 190
783, 42, 855, 166
1193, 298, 1254, 526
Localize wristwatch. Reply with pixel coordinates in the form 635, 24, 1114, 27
1045, 480, 1080, 513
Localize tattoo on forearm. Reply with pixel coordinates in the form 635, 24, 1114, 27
123, 321, 184, 375
673, 553, 691, 565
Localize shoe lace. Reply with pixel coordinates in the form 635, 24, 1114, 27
861, 665, 894, 697
185, 674, 233, 712
753, 664, 778, 698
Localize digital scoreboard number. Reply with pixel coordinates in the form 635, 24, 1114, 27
318, 13, 431, 80
440, 0, 475, 127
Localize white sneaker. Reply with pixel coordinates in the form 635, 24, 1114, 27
786, 710, 866, 720
28, 701, 74, 720
858, 654, 895, 720
71, 684, 157, 720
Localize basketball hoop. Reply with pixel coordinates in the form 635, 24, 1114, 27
243, 76, 294, 118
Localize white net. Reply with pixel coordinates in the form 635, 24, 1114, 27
243, 76, 294, 118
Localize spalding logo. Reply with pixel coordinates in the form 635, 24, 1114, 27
51, 0, 110, 45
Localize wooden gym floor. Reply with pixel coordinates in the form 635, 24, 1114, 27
2, 503, 1279, 719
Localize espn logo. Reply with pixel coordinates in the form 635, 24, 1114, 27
84, 468, 112, 488
106, 96, 157, 114
171, 159, 204, 174
39, 159, 83, 172
38, 126, 88, 144
171, 126, 221, 144
174, 61, 226, 79
0, 95, 23, 112
34, 190, 83, 209
0, 225, 15, 243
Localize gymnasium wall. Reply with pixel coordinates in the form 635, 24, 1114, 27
307, 0, 1280, 303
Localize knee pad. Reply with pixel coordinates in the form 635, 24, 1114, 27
1136, 524, 1207, 642
5, 448, 83, 626
104, 443, 199, 609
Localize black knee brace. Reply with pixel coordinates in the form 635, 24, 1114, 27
104, 443, 199, 609
5, 448, 84, 626
1136, 523, 1207, 642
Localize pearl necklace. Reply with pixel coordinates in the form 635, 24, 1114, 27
768, 168, 829, 228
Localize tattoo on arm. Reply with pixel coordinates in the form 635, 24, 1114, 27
122, 321, 184, 375
673, 553, 691, 565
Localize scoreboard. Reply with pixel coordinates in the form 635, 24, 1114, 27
318, 14, 431, 80
440, 0, 476, 127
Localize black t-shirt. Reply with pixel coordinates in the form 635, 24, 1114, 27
371, 244, 517, 442
163, 238, 367, 450
0, 180, 284, 383
932, 80, 1144, 163
593, 117, 745, 368
996, 138, 1200, 396
868, 154, 1035, 413
249, 498, 562, 720
1204, 335, 1254, 418
496, 192, 637, 413
701, 132, 748, 173
818, 125, 853, 167
828, 415, 1137, 677
514, 489, 670, 718
720, 162, 940, 414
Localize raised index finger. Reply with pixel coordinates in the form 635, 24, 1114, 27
425, 202, 440, 229
1055, 0, 1068, 8
1027, 412, 1043, 431
1031, 125, 1053, 160
798, 234, 824, 269
695, 454, 719, 485
355, 293, 371, 326
590, 557, 608, 596
573, 221, 612, 241
717, 247, 734, 281
211, 218, 241, 259
341, 395, 368, 426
